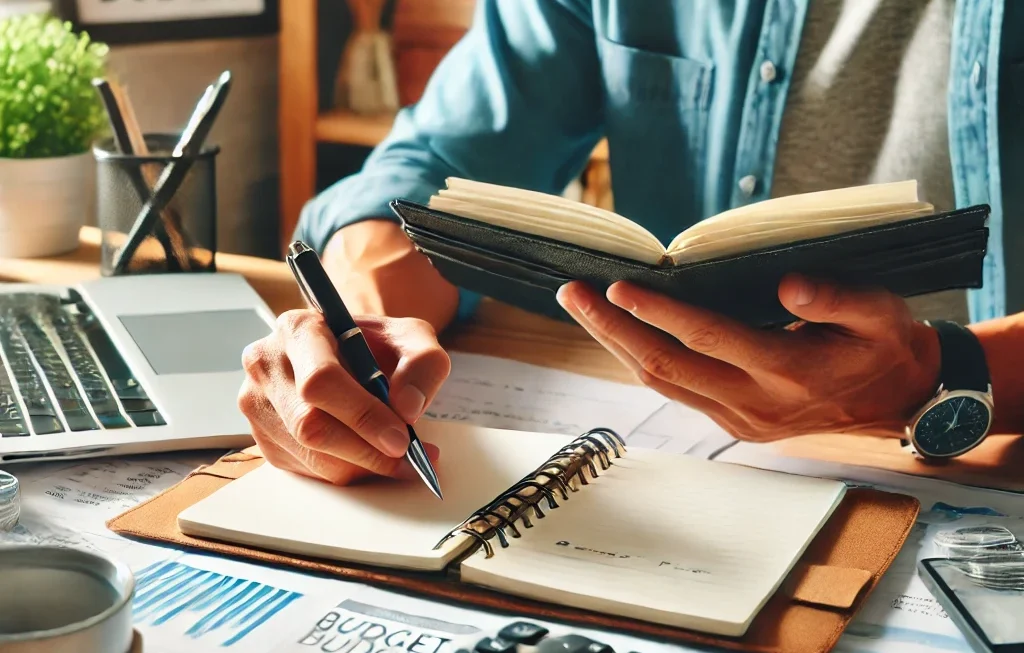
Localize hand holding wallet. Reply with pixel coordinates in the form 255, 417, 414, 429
392, 178, 988, 328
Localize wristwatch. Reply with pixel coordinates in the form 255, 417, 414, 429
902, 320, 994, 459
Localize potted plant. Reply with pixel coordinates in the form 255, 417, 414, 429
0, 12, 109, 258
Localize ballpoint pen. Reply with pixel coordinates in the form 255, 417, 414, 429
92, 77, 183, 271
112, 71, 232, 275
286, 240, 444, 500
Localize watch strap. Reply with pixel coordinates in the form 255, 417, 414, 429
928, 320, 990, 393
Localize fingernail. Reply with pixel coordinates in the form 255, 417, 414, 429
380, 427, 410, 457
391, 385, 426, 422
793, 277, 817, 306
556, 285, 574, 310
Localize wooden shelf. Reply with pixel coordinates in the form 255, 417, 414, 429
316, 109, 610, 162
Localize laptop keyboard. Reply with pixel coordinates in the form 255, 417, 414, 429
0, 290, 164, 438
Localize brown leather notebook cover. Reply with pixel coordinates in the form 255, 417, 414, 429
107, 447, 920, 653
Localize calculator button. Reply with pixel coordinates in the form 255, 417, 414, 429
475, 637, 518, 653
499, 622, 549, 644
537, 635, 614, 653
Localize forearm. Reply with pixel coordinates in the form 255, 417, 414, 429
321, 219, 459, 333
970, 312, 1024, 435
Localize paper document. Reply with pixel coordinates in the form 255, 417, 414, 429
0, 453, 214, 567
12, 455, 206, 518
427, 352, 668, 436
430, 352, 738, 454
128, 552, 356, 653
628, 401, 734, 456
271, 585, 704, 653
125, 552, 692, 653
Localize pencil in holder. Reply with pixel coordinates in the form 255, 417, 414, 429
93, 134, 219, 276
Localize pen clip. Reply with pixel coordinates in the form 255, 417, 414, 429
287, 254, 322, 314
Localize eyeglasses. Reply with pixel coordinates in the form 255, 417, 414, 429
934, 525, 1024, 591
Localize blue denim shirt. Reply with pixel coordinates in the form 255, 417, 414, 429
297, 0, 1024, 324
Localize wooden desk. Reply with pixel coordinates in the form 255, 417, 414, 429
3, 228, 1021, 490
0, 228, 633, 385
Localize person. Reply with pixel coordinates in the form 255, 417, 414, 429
239, 275, 1024, 484
239, 1, 1024, 483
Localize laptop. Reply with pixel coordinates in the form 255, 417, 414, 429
0, 273, 275, 463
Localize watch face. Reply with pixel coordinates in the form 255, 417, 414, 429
914, 395, 992, 457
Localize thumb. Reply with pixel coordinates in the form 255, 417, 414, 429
778, 274, 910, 339
363, 317, 451, 424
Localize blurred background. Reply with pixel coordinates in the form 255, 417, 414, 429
0, 0, 438, 261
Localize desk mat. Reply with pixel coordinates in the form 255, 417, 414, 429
107, 447, 920, 653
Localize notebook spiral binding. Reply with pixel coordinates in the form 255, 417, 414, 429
433, 427, 627, 558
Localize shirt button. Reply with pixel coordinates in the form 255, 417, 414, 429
760, 60, 777, 83
971, 61, 983, 88
738, 175, 757, 196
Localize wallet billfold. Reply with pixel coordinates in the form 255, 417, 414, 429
392, 200, 990, 328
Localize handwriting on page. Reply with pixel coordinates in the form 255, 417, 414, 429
425, 353, 668, 436
551, 540, 713, 577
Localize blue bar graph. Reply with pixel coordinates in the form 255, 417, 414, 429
132, 560, 304, 647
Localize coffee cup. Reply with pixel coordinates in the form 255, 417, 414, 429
0, 546, 138, 652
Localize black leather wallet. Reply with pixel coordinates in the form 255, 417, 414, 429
391, 200, 990, 328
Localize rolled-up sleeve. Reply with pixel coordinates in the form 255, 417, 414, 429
295, 0, 605, 321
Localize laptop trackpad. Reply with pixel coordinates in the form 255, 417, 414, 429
118, 309, 272, 375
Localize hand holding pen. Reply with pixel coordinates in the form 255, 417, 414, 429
238, 242, 450, 494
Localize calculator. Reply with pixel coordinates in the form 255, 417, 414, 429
452, 620, 639, 653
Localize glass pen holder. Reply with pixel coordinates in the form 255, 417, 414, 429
93, 134, 220, 276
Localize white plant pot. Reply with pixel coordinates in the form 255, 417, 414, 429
0, 151, 96, 258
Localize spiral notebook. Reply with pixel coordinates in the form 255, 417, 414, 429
178, 421, 847, 638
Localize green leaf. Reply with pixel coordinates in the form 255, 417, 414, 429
0, 12, 109, 158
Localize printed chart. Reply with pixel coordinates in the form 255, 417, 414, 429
133, 559, 304, 649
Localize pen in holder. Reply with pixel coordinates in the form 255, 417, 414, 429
93, 134, 219, 276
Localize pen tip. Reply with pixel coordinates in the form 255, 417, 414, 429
406, 438, 444, 500
428, 481, 444, 501
421, 466, 444, 501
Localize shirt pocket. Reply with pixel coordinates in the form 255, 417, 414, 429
597, 38, 714, 241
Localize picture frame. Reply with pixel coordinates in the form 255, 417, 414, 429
54, 0, 279, 44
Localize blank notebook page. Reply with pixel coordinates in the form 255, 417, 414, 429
459, 448, 846, 637
177, 421, 573, 572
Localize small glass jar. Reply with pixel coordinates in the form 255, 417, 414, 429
0, 470, 19, 532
